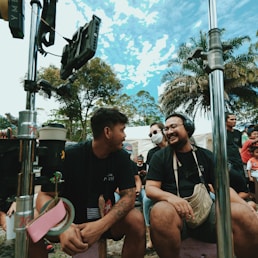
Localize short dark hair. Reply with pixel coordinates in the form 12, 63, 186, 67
225, 112, 235, 121
249, 144, 258, 153
150, 122, 165, 130
165, 113, 195, 137
90, 108, 128, 139
247, 125, 258, 136
150, 122, 165, 136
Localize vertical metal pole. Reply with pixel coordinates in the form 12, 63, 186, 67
15, 1, 41, 258
207, 1, 234, 257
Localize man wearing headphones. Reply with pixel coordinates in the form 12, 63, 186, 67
145, 113, 258, 258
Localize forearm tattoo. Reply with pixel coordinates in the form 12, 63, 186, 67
112, 188, 135, 219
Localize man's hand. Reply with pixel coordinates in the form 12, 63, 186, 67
78, 220, 104, 247
60, 223, 88, 256
168, 195, 194, 221
6, 202, 16, 217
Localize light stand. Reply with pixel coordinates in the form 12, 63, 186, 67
12, 2, 100, 257
14, 1, 41, 258
189, 1, 234, 257
207, 1, 233, 257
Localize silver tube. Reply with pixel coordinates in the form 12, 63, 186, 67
207, 0, 234, 257
26, 2, 40, 110
208, 0, 218, 28
14, 196, 34, 258
209, 71, 233, 258
15, 1, 41, 258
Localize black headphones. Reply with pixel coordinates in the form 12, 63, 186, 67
166, 112, 195, 137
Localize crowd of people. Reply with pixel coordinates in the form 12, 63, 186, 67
1, 107, 258, 258
225, 112, 258, 208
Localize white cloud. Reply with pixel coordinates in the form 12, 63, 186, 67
1, 0, 257, 127
193, 20, 202, 29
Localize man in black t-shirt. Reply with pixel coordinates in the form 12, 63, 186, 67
145, 113, 258, 258
225, 112, 249, 197
36, 108, 145, 258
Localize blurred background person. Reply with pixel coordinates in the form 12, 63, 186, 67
144, 122, 168, 250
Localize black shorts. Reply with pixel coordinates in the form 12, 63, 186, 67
181, 202, 217, 243
102, 229, 124, 241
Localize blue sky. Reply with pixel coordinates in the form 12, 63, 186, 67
0, 0, 257, 131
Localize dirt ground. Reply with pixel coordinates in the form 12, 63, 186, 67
0, 227, 158, 258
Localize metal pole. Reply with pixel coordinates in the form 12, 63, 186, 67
207, 1, 234, 257
14, 1, 41, 258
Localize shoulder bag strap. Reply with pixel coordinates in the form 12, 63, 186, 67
173, 146, 205, 197
173, 151, 180, 197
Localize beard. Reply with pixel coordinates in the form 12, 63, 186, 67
167, 134, 188, 150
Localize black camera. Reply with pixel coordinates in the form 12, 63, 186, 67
60, 15, 101, 80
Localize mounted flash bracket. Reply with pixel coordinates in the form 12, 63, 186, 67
187, 28, 229, 74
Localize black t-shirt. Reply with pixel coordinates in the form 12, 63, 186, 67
146, 146, 161, 165
137, 162, 147, 185
131, 160, 138, 175
146, 145, 214, 197
42, 141, 135, 223
137, 163, 147, 172
0, 140, 20, 212
226, 129, 243, 168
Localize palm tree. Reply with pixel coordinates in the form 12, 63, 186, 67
160, 30, 258, 121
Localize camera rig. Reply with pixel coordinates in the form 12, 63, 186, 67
0, 1, 101, 256
60, 14, 101, 80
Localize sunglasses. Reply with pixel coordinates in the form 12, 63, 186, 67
149, 129, 161, 138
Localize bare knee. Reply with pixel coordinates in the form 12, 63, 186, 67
114, 208, 145, 237
231, 202, 258, 257
128, 208, 145, 234
150, 201, 181, 231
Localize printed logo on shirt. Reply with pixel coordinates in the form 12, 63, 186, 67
103, 173, 114, 182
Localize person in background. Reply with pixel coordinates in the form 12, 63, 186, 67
145, 112, 258, 258
144, 122, 168, 250
35, 108, 145, 258
242, 125, 250, 145
0, 201, 16, 231
225, 112, 250, 200
115, 142, 142, 204
146, 122, 168, 165
246, 145, 258, 198
241, 126, 258, 194
0, 129, 18, 232
136, 154, 147, 186
241, 125, 258, 165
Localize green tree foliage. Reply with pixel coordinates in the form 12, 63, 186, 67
95, 91, 164, 126
160, 30, 258, 122
132, 90, 164, 125
38, 58, 123, 141
0, 115, 12, 129
37, 58, 163, 141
